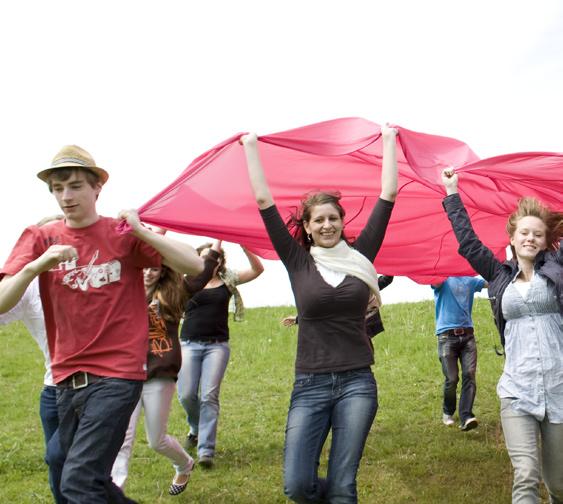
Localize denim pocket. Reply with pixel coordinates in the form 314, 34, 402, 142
438, 334, 449, 347
500, 397, 517, 413
293, 374, 313, 388
437, 334, 449, 359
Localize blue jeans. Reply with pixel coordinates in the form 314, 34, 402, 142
40, 385, 59, 443
57, 377, 142, 504
283, 368, 378, 504
437, 332, 477, 423
177, 340, 230, 458
40, 386, 66, 504
46, 430, 67, 504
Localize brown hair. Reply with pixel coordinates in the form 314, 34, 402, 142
287, 191, 348, 250
47, 167, 100, 192
196, 242, 226, 276
506, 197, 563, 256
147, 266, 187, 323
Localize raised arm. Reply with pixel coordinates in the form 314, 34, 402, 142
440, 169, 503, 281
380, 125, 398, 202
240, 133, 274, 209
236, 246, 264, 284
118, 209, 203, 276
0, 244, 77, 313
184, 240, 222, 295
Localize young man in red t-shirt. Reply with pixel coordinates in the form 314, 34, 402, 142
0, 145, 203, 504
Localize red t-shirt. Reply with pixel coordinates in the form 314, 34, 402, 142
1, 217, 161, 382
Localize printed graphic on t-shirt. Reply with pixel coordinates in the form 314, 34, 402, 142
51, 250, 122, 291
148, 305, 173, 358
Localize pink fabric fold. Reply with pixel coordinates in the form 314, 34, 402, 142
137, 118, 563, 284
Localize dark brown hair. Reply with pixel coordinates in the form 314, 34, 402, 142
47, 167, 100, 192
287, 191, 348, 250
147, 266, 187, 323
506, 197, 563, 256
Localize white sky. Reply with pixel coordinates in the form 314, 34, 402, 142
1, 0, 562, 307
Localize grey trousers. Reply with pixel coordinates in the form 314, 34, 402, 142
501, 398, 563, 504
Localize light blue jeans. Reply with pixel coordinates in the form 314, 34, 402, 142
501, 398, 563, 504
283, 367, 378, 504
177, 340, 230, 458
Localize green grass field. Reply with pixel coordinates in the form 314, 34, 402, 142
0, 300, 551, 503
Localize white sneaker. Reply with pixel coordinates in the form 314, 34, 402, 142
442, 414, 455, 426
460, 417, 478, 431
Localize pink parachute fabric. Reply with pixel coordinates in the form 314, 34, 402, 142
137, 118, 563, 284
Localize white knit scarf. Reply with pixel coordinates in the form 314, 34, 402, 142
309, 240, 382, 307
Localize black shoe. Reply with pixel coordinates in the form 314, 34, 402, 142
168, 459, 194, 496
460, 417, 478, 431
184, 433, 198, 450
198, 455, 214, 469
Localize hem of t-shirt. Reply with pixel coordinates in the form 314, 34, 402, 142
146, 373, 178, 382
54, 368, 147, 383
436, 325, 474, 335
295, 359, 374, 374
181, 337, 229, 343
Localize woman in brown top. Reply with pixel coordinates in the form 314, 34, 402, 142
112, 265, 194, 496
241, 125, 398, 503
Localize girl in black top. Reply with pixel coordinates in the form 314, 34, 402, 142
177, 240, 263, 468
241, 126, 398, 503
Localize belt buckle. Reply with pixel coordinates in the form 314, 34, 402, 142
71, 372, 89, 389
453, 328, 465, 336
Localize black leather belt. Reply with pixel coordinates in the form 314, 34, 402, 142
57, 372, 104, 389
190, 339, 227, 345
441, 327, 474, 336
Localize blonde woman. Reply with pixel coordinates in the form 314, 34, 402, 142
441, 168, 563, 503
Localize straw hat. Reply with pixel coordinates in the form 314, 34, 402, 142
37, 145, 109, 185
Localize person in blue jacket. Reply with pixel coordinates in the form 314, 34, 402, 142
431, 276, 487, 431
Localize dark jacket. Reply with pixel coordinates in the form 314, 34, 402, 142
443, 193, 563, 347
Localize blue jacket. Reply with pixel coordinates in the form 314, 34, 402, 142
443, 193, 563, 348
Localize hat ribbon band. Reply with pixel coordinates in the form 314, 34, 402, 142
52, 157, 91, 167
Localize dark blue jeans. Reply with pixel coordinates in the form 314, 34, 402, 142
283, 368, 378, 504
39, 385, 59, 442
56, 378, 142, 504
40, 386, 66, 504
437, 332, 477, 423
